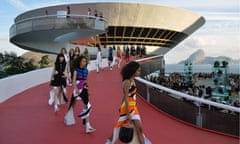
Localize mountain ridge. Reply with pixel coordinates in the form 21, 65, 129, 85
178, 49, 240, 64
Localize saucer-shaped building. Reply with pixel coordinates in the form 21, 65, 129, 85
10, 2, 205, 55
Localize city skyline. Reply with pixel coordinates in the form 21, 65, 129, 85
0, 0, 239, 64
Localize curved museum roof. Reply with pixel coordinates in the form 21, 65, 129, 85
10, 2, 205, 54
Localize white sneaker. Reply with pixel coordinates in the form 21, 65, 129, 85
87, 103, 91, 110
86, 127, 96, 133
105, 139, 112, 144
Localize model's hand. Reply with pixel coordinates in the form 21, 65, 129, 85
74, 89, 80, 96
127, 113, 132, 121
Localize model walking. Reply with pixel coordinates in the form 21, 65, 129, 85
96, 46, 102, 73
106, 61, 145, 144
65, 55, 96, 133
116, 46, 122, 68
49, 54, 68, 112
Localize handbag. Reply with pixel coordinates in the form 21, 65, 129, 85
119, 121, 134, 143
64, 107, 75, 126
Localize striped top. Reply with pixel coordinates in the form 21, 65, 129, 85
76, 68, 88, 89
128, 80, 137, 100
121, 80, 137, 108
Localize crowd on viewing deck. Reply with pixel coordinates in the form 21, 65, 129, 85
44, 6, 105, 21
145, 72, 240, 110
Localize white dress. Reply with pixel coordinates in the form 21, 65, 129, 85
96, 51, 102, 65
96, 51, 102, 72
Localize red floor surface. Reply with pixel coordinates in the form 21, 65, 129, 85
0, 66, 239, 144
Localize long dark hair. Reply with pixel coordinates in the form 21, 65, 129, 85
73, 55, 88, 70
55, 53, 66, 73
121, 61, 140, 81
55, 53, 66, 65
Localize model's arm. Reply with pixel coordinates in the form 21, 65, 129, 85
72, 70, 77, 90
85, 69, 90, 95
64, 63, 71, 80
50, 65, 55, 81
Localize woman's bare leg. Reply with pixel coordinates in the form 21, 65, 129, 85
84, 104, 96, 133
53, 87, 60, 112
133, 120, 145, 144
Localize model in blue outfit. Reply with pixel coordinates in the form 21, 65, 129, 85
66, 55, 96, 133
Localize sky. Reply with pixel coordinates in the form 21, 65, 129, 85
0, 0, 239, 64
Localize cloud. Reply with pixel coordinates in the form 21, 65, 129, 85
201, 11, 240, 21
165, 32, 240, 64
8, 0, 27, 10
0, 39, 27, 56
194, 11, 240, 36
187, 37, 216, 48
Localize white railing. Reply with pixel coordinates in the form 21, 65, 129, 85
0, 68, 52, 103
135, 77, 240, 113
135, 55, 240, 113
14, 14, 106, 25
0, 58, 109, 103
10, 14, 107, 38
135, 55, 163, 62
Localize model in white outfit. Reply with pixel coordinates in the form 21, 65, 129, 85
111, 47, 117, 68
116, 46, 122, 68
96, 47, 102, 73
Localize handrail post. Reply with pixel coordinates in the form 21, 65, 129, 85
146, 85, 150, 102
196, 105, 203, 128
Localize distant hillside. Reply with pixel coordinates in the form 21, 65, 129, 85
21, 51, 55, 67
178, 49, 240, 64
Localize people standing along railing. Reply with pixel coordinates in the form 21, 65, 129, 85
135, 55, 239, 135
135, 76, 240, 113
143, 70, 240, 109
135, 56, 240, 113
10, 13, 107, 38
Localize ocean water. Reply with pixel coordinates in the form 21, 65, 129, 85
165, 64, 240, 74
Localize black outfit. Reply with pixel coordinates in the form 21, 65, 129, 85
51, 62, 66, 87
69, 55, 75, 79
108, 49, 113, 61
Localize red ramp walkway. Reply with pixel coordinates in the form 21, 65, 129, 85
0, 67, 239, 144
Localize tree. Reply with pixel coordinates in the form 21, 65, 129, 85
0, 52, 3, 62
4, 56, 25, 75
39, 55, 51, 68
0, 52, 18, 66
24, 58, 37, 72
0, 52, 37, 77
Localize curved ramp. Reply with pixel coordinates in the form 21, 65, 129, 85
0, 67, 238, 144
